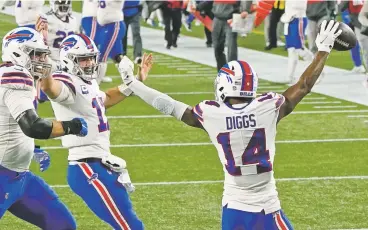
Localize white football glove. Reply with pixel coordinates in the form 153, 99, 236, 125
315, 20, 342, 53
118, 56, 135, 85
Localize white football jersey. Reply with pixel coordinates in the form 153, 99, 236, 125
15, 0, 45, 26
82, 0, 98, 18
49, 71, 111, 161
97, 0, 124, 25
284, 0, 307, 20
193, 92, 285, 214
44, 11, 80, 61
0, 63, 37, 172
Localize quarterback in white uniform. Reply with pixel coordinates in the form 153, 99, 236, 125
0, 27, 87, 229
39, 34, 152, 229
119, 20, 342, 229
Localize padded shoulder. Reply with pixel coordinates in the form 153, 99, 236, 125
0, 63, 34, 91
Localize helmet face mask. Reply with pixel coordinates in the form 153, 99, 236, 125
67, 52, 99, 80
2, 27, 51, 79
52, 0, 71, 18
59, 34, 99, 81
23, 46, 52, 79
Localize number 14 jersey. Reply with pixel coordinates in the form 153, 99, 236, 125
49, 71, 110, 161
193, 92, 285, 214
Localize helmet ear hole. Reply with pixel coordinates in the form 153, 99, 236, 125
219, 87, 224, 91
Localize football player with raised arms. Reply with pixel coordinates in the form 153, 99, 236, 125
118, 20, 342, 229
35, 0, 80, 103
0, 27, 87, 229
39, 33, 152, 229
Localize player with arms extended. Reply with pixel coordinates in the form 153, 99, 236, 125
39, 33, 152, 229
34, 0, 80, 103
118, 20, 342, 229
0, 27, 87, 229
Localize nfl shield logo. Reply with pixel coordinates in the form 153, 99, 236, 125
81, 85, 88, 94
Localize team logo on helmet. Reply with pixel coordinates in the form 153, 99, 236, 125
4, 30, 34, 47
60, 37, 77, 51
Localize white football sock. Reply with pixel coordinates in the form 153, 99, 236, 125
297, 48, 314, 62
287, 48, 298, 82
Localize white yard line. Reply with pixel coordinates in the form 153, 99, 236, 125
314, 105, 358, 109
44, 110, 368, 120
42, 138, 368, 150
302, 97, 327, 100
347, 115, 368, 118
50, 175, 368, 188
300, 101, 341, 105
166, 65, 204, 68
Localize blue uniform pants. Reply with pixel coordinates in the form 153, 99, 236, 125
96, 21, 126, 63
222, 205, 293, 230
0, 165, 76, 229
67, 161, 144, 230
81, 16, 102, 49
285, 17, 308, 49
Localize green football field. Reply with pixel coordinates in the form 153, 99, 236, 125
1, 7, 368, 230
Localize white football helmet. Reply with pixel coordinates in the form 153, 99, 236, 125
50, 0, 71, 18
215, 60, 259, 101
59, 34, 99, 81
2, 27, 51, 79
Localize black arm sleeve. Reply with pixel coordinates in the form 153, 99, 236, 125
16, 109, 53, 139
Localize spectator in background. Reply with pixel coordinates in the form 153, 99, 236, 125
162, 0, 183, 49
196, 0, 214, 47
265, 0, 285, 50
306, 0, 336, 54
123, 0, 143, 64
341, 4, 365, 73
212, 0, 252, 71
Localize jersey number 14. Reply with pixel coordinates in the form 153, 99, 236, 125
217, 128, 272, 176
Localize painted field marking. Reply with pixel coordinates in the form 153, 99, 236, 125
314, 105, 357, 109
43, 138, 368, 150
300, 101, 341, 105
50, 175, 368, 188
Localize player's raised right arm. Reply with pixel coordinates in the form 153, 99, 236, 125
278, 20, 342, 122
39, 59, 64, 100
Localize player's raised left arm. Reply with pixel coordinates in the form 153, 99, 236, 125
103, 53, 153, 108
278, 20, 342, 122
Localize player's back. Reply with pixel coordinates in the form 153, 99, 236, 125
82, 0, 98, 18
194, 92, 285, 213
96, 0, 124, 25
45, 11, 79, 61
15, 0, 45, 26
49, 71, 110, 160
0, 63, 36, 172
